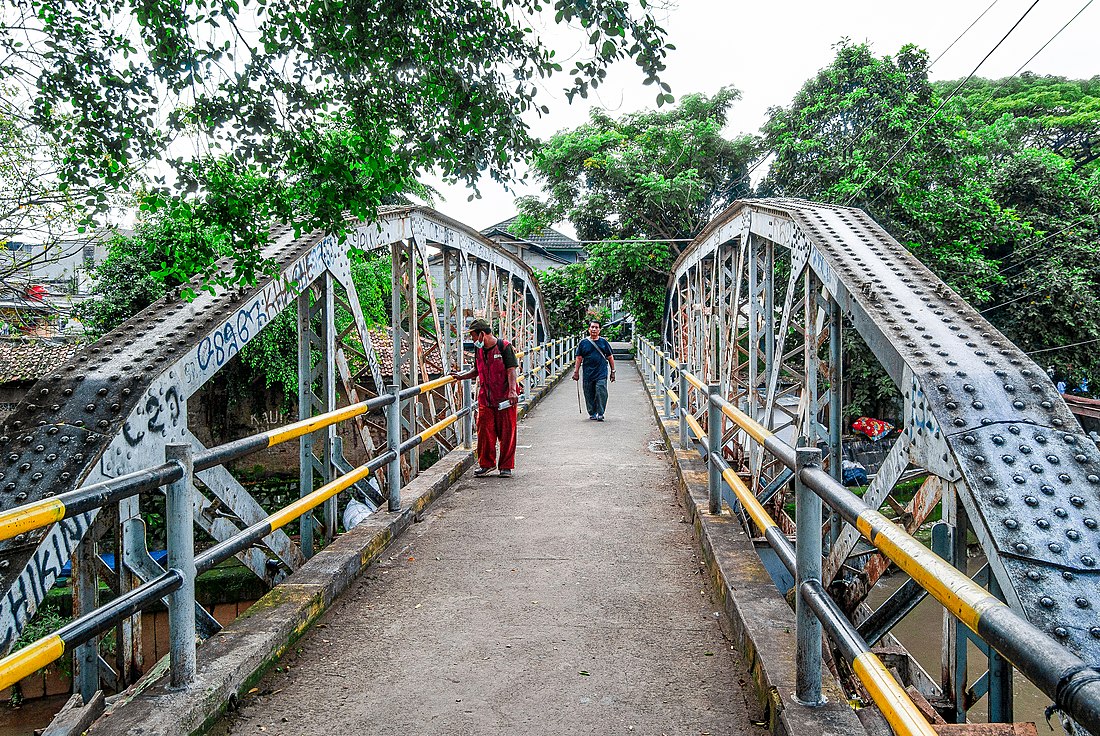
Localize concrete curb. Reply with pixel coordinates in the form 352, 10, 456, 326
636, 368, 866, 736
86, 369, 571, 736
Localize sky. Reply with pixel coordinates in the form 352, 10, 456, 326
419, 0, 1100, 237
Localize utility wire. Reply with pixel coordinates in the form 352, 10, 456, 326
1027, 336, 1100, 355
863, 0, 1096, 214
929, 0, 1004, 69
843, 0, 1043, 207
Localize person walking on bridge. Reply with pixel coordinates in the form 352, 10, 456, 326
450, 318, 520, 477
573, 320, 615, 421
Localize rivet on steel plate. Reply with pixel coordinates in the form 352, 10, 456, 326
1048, 455, 1061, 464
974, 455, 987, 464
993, 495, 1008, 506
963, 435, 977, 445
1040, 596, 1056, 607
1025, 496, 1039, 506
1013, 401, 1026, 410
1060, 473, 1072, 483
1054, 627, 1070, 638
982, 475, 996, 484
1037, 519, 1051, 529
1076, 454, 1089, 463
993, 435, 1006, 446
973, 401, 985, 410
1015, 543, 1031, 553
1036, 434, 1049, 444
1020, 445, 1033, 454
1083, 556, 1097, 567
1027, 570, 1042, 581
1085, 518, 1098, 529
1071, 496, 1085, 507
1005, 519, 1019, 529
1056, 507, 1069, 518
1031, 464, 1043, 474
1091, 628, 1100, 639
1004, 384, 1016, 393
1068, 530, 1081, 541
1049, 543, 1064, 553
1002, 454, 1016, 464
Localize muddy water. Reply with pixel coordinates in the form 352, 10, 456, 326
0, 695, 71, 735
869, 568, 1050, 727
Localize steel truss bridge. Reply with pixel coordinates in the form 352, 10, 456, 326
651, 198, 1100, 731
0, 199, 1098, 734
0, 206, 549, 695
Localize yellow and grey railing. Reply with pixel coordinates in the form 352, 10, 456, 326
0, 334, 575, 695
634, 336, 1100, 735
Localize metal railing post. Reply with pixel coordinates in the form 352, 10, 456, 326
387, 383, 402, 511
795, 441, 825, 706
522, 351, 531, 403
678, 368, 689, 449
708, 382, 722, 515
662, 356, 672, 419
166, 443, 196, 688
461, 377, 474, 450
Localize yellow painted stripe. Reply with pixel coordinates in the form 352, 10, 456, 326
683, 371, 706, 392
668, 389, 679, 404
418, 412, 462, 444
852, 653, 937, 736
0, 635, 65, 692
684, 412, 706, 442
667, 358, 679, 369
417, 375, 456, 394
720, 467, 777, 535
719, 402, 773, 447
266, 402, 371, 447
0, 499, 66, 542
857, 510, 1001, 632
267, 462, 376, 531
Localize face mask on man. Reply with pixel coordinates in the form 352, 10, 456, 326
473, 333, 485, 349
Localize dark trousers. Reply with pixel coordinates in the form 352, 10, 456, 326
476, 404, 517, 470
582, 378, 608, 417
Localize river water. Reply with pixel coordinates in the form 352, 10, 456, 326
869, 567, 1051, 727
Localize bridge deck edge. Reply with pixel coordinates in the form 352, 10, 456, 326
638, 369, 868, 736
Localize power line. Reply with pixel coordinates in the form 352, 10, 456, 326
1027, 336, 1100, 355
929, 0, 1004, 69
863, 0, 1096, 214
843, 0, 1044, 207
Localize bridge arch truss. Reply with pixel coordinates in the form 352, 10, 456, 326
664, 198, 1100, 721
0, 206, 548, 691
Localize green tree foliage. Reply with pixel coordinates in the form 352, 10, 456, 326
1, 0, 674, 289
520, 88, 759, 243
762, 41, 1100, 409
533, 262, 590, 335
944, 74, 1100, 172
75, 209, 394, 399
517, 89, 758, 335
583, 239, 675, 336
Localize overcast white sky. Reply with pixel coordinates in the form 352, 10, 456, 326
420, 0, 1099, 236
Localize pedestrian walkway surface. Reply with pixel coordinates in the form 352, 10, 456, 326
211, 367, 766, 736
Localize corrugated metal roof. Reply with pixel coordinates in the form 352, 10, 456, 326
0, 339, 81, 383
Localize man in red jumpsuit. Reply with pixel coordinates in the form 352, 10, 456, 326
450, 318, 519, 477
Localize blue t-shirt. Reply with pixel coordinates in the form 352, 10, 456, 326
576, 337, 613, 382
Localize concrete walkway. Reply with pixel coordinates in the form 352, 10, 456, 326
211, 366, 766, 736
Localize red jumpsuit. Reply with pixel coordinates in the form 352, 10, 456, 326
475, 341, 518, 470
